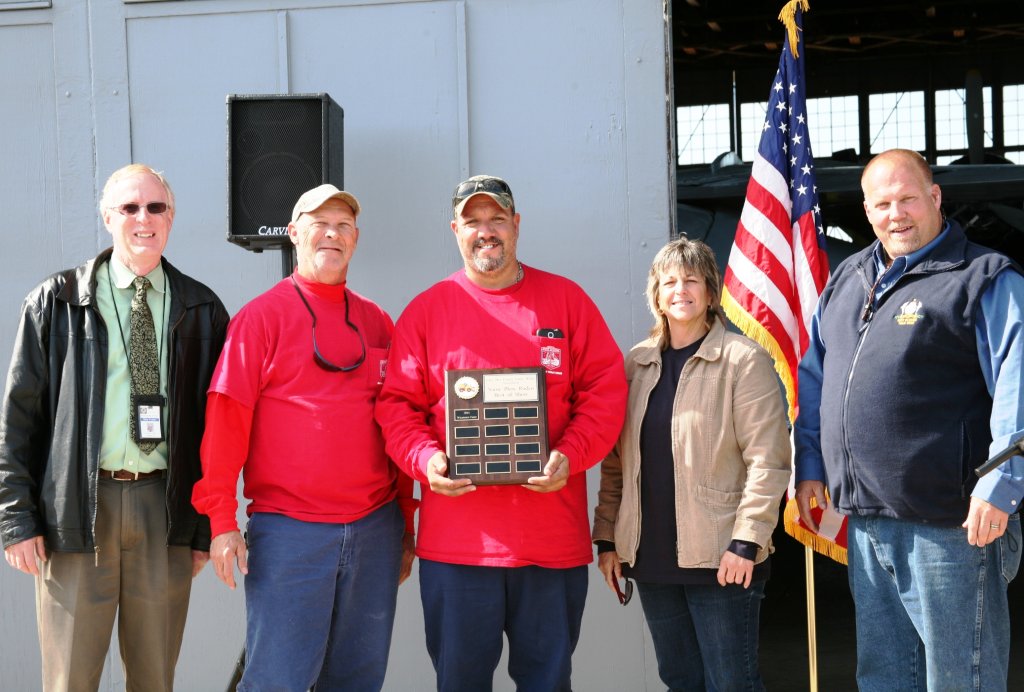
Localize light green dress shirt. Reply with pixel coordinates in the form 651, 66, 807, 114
95, 256, 171, 472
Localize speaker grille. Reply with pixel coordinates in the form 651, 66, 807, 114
227, 95, 343, 249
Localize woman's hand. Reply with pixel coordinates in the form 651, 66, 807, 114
598, 550, 624, 595
717, 549, 754, 588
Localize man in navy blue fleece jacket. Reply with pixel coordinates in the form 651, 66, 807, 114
794, 148, 1024, 692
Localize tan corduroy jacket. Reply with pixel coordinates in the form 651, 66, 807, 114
592, 319, 791, 569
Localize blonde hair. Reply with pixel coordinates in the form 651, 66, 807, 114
99, 164, 175, 213
645, 237, 726, 348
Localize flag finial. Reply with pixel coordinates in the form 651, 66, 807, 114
778, 0, 810, 58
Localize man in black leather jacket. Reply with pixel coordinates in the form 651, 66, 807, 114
0, 164, 229, 691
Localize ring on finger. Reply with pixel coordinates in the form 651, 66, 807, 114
990, 522, 1001, 530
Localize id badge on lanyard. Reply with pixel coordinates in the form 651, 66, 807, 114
133, 394, 167, 443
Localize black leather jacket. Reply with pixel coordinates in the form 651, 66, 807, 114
0, 248, 229, 552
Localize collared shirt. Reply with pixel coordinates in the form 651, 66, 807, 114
795, 223, 1024, 514
95, 256, 171, 472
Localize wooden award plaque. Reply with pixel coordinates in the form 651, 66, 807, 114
444, 367, 550, 485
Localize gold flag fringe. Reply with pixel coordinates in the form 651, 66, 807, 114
721, 288, 797, 424
784, 498, 849, 565
723, 288, 848, 564
778, 0, 810, 58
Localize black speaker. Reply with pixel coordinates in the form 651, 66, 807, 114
226, 93, 344, 251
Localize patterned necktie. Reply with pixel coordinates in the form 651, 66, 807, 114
129, 276, 159, 453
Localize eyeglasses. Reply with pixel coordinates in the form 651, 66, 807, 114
452, 178, 513, 209
290, 277, 366, 372
109, 202, 170, 216
613, 577, 634, 606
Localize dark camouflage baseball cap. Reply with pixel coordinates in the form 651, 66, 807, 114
452, 175, 515, 216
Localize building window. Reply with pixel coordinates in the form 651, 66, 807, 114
740, 96, 858, 163
684, 86, 1024, 166
1004, 84, 1024, 149
869, 91, 925, 153
739, 102, 767, 163
807, 95, 859, 159
934, 87, 993, 165
677, 104, 731, 165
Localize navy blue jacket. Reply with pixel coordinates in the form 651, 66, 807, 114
817, 221, 1015, 525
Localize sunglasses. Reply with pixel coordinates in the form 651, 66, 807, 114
613, 577, 634, 606
110, 202, 170, 216
290, 277, 367, 372
452, 178, 513, 207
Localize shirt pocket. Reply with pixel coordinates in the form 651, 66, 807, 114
367, 346, 390, 391
533, 334, 571, 382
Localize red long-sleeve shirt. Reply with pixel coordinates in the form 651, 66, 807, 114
192, 274, 416, 537
374, 266, 625, 568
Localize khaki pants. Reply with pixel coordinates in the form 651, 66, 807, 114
35, 476, 193, 692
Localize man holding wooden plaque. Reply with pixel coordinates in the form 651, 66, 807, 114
376, 175, 626, 691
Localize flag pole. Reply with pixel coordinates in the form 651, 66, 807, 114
804, 545, 818, 691
719, 1, 828, 683
778, 2, 820, 690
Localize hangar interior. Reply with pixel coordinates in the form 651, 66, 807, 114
670, 1, 1024, 687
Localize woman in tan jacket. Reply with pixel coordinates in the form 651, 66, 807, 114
593, 237, 791, 691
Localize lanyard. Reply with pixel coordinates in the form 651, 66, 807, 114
107, 266, 168, 390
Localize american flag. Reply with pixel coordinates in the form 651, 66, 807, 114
719, 0, 846, 562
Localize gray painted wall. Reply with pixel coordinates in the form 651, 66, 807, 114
0, 0, 673, 688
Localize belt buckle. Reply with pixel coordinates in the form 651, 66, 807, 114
112, 470, 140, 482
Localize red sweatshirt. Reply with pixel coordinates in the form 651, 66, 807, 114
192, 274, 415, 537
374, 265, 626, 568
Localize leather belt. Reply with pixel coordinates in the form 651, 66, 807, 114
99, 469, 165, 482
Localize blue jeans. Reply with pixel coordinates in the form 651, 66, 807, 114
636, 580, 766, 692
419, 560, 588, 692
848, 513, 1022, 692
237, 501, 404, 692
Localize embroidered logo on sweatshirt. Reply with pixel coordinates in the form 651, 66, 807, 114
895, 298, 924, 326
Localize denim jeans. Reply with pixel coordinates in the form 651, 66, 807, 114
636, 579, 767, 692
848, 513, 1022, 692
237, 501, 404, 692
419, 560, 588, 692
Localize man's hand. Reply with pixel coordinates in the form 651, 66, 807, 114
795, 480, 828, 533
524, 450, 569, 493
425, 451, 475, 497
597, 550, 624, 596
210, 530, 248, 589
4, 536, 47, 576
191, 550, 210, 578
963, 496, 1010, 547
717, 549, 754, 588
398, 532, 416, 585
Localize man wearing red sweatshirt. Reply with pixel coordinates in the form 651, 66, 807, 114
192, 185, 416, 691
375, 175, 627, 691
